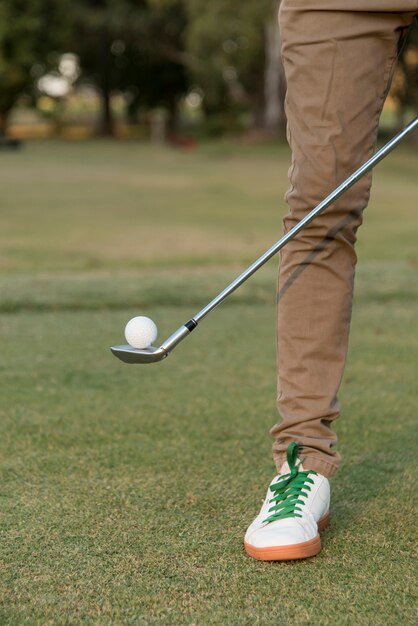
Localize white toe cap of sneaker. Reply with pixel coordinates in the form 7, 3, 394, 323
245, 515, 318, 548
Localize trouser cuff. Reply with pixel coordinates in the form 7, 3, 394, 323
273, 453, 339, 478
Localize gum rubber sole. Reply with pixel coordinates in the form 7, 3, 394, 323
244, 512, 330, 562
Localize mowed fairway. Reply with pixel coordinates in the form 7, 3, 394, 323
0, 139, 417, 625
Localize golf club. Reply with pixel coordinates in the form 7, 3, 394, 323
111, 116, 418, 364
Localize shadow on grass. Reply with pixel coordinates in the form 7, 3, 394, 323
324, 420, 415, 535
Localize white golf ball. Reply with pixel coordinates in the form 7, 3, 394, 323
124, 316, 158, 349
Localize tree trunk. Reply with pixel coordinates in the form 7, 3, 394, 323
395, 103, 406, 132
99, 86, 114, 136
0, 110, 10, 137
150, 110, 167, 144
166, 96, 179, 137
264, 0, 286, 137
98, 34, 114, 137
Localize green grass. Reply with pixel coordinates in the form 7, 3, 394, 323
0, 139, 417, 625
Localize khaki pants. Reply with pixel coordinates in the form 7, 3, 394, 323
271, 1, 418, 477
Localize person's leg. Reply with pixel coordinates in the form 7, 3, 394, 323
271, 3, 417, 477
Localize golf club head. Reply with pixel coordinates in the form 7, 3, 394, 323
110, 344, 168, 364
111, 323, 195, 365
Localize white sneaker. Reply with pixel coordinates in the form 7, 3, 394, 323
244, 442, 330, 561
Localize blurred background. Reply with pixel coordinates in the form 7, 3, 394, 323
1, 0, 417, 142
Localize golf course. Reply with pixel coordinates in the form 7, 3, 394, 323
1, 138, 417, 625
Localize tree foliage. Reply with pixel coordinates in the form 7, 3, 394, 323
0, 0, 71, 133
71, 0, 188, 135
391, 26, 418, 127
186, 0, 272, 117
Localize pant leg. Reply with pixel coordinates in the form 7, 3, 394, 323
271, 3, 417, 478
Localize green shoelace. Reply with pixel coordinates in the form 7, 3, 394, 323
263, 442, 317, 524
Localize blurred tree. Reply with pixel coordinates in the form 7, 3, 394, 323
391, 25, 418, 128
185, 0, 285, 135
72, 0, 188, 136
264, 0, 286, 135
0, 0, 71, 135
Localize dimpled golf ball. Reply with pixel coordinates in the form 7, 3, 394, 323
124, 316, 158, 349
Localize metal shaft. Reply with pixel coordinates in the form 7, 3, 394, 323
192, 117, 418, 324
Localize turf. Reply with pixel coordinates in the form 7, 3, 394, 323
0, 139, 417, 625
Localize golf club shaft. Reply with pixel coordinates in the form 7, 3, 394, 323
160, 117, 417, 353
194, 117, 418, 321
